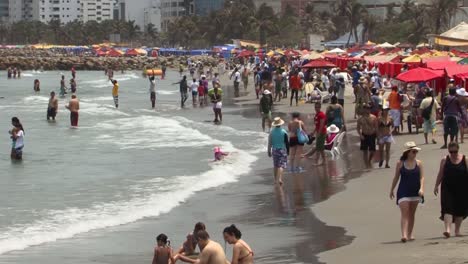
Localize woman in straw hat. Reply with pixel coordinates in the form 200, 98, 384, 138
389, 142, 425, 243
268, 117, 289, 185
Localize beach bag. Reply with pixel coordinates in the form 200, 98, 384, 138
422, 97, 434, 120
297, 128, 309, 144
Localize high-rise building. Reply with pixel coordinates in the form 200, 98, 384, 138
81, 0, 115, 23
0, 0, 8, 22
160, 0, 194, 31
193, 0, 223, 16
9, 0, 81, 23
255, 0, 281, 14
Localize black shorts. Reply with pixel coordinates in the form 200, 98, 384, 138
290, 137, 304, 147
444, 115, 459, 136
150, 92, 156, 101
47, 107, 57, 118
338, 99, 344, 107
360, 134, 376, 151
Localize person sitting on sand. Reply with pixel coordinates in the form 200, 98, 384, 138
214, 147, 228, 161
223, 225, 253, 264
152, 234, 175, 264
325, 124, 340, 151
174, 222, 206, 262
178, 230, 228, 264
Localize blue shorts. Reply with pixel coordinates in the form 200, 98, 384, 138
272, 148, 288, 169
192, 91, 198, 97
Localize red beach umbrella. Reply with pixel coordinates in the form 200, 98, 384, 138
301, 58, 337, 68
396, 67, 444, 83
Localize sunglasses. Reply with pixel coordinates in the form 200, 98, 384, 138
449, 150, 458, 154
410, 150, 418, 154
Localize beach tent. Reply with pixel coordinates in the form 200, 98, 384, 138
237, 50, 255, 58
125, 49, 139, 56
107, 49, 124, 57
402, 54, 422, 63
444, 64, 468, 78
416, 43, 430, 48
327, 48, 346, 54
425, 60, 458, 70
135, 48, 148, 55
284, 49, 300, 56
95, 49, 107, 56
396, 67, 444, 83
301, 59, 337, 68
434, 22, 468, 47
377, 42, 396, 48
302, 51, 323, 60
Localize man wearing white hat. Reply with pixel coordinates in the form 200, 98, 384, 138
268, 117, 289, 185
260, 90, 273, 132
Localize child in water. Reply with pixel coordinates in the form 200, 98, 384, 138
214, 147, 228, 161
152, 234, 174, 264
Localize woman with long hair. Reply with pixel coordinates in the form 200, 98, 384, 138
152, 233, 174, 264
389, 142, 424, 242
223, 225, 253, 264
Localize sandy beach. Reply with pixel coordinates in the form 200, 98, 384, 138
232, 78, 468, 263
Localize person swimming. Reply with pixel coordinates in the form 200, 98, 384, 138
214, 147, 228, 161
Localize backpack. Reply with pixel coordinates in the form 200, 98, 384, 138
422, 97, 434, 120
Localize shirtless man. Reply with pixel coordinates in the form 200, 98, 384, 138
357, 104, 378, 167
178, 230, 228, 264
47, 91, 58, 121
65, 94, 80, 127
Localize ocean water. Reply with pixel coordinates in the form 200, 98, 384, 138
0, 70, 267, 259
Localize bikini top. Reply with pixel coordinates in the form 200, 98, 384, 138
238, 242, 254, 262
379, 120, 392, 128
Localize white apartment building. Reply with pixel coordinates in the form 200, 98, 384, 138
81, 0, 115, 23
9, 0, 80, 23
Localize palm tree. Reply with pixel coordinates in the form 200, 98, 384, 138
248, 3, 278, 47
430, 0, 467, 33
346, 0, 366, 46
361, 14, 378, 43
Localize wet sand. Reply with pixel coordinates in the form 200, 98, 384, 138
232, 77, 467, 263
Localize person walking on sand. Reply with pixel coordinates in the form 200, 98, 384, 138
208, 82, 223, 124
230, 68, 241, 97
223, 225, 254, 264
9, 117, 25, 160
289, 71, 301, 107
434, 142, 468, 238
152, 234, 175, 264
178, 231, 228, 264
389, 142, 424, 243
149, 76, 156, 109
47, 91, 58, 121
303, 102, 327, 165
65, 94, 80, 127
260, 90, 273, 132
60, 75, 67, 97
441, 88, 463, 148
242, 67, 249, 92
110, 79, 119, 108
419, 89, 439, 144
377, 106, 394, 168
456, 88, 468, 143
355, 76, 371, 119
288, 112, 307, 172
357, 104, 378, 167
268, 117, 289, 185
388, 86, 402, 134
174, 75, 189, 108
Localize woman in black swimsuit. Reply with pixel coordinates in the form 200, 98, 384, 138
223, 225, 253, 264
377, 107, 394, 168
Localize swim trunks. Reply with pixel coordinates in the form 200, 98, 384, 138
47, 107, 57, 119
444, 115, 459, 136
70, 112, 79, 127
289, 136, 304, 147
272, 148, 288, 169
360, 134, 376, 151
315, 133, 326, 151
